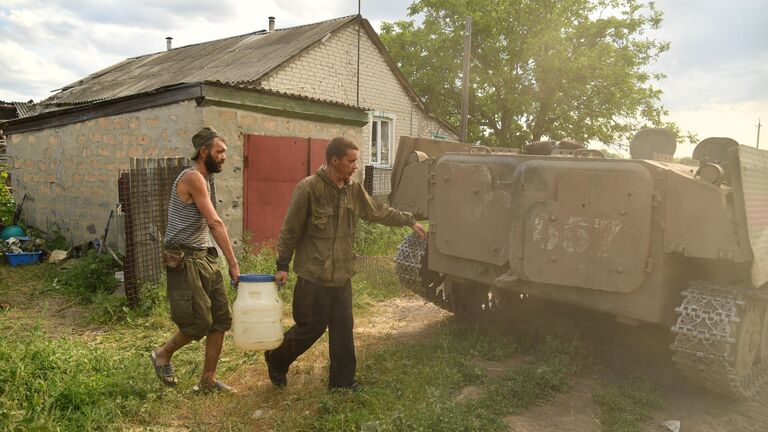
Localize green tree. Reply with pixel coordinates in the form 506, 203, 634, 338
381, 0, 674, 148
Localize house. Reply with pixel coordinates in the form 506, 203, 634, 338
0, 15, 456, 247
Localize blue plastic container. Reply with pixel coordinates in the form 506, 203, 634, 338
5, 251, 42, 267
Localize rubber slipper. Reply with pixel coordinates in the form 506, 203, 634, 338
150, 350, 178, 387
193, 380, 236, 394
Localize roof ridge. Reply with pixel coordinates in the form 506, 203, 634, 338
127, 15, 358, 60
274, 14, 357, 32
128, 30, 269, 60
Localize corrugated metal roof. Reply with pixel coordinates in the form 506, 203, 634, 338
43, 16, 357, 106
13, 102, 34, 118
0, 101, 34, 119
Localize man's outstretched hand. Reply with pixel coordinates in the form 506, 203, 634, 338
412, 223, 427, 240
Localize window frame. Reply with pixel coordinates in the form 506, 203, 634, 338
369, 111, 395, 167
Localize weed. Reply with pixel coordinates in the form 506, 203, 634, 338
235, 242, 407, 309
353, 219, 410, 256
54, 250, 121, 302
89, 279, 170, 326
0, 323, 160, 431
479, 359, 571, 416
45, 230, 71, 250
594, 375, 662, 432
298, 321, 506, 431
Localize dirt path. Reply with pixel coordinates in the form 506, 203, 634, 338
396, 298, 768, 432
355, 295, 452, 338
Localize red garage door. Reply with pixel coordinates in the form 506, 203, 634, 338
244, 135, 328, 245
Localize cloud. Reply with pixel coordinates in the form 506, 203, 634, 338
659, 56, 768, 109
668, 100, 768, 156
651, 0, 768, 110
0, 39, 80, 100
0, 0, 764, 151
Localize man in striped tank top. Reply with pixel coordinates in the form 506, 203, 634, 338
150, 127, 240, 393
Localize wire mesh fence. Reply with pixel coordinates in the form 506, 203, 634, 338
353, 255, 411, 298
119, 157, 189, 307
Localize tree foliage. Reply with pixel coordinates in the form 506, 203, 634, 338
380, 0, 675, 148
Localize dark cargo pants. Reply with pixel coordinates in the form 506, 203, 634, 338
267, 277, 356, 388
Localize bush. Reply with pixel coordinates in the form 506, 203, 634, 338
54, 250, 121, 302
353, 219, 410, 256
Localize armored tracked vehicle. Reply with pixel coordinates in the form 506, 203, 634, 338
390, 131, 768, 397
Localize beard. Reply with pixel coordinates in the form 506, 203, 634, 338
204, 153, 223, 173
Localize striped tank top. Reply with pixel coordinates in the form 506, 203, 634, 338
165, 168, 211, 249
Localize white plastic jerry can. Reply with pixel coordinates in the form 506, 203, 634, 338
232, 274, 284, 351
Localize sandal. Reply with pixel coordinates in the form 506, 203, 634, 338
150, 350, 178, 387
193, 380, 236, 394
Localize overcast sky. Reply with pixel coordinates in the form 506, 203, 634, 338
1, 0, 766, 155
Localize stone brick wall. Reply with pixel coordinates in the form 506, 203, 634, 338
261, 22, 457, 168
7, 101, 201, 247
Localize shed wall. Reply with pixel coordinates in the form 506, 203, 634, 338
7, 101, 201, 246
7, 101, 363, 248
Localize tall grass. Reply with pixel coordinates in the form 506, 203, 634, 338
0, 324, 161, 431
353, 219, 411, 257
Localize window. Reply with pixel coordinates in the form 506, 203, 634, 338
370, 114, 394, 165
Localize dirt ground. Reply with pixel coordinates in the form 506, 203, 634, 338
361, 297, 768, 432
4, 280, 768, 431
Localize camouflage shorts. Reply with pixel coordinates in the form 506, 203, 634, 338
165, 247, 232, 340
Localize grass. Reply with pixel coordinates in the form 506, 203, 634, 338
53, 250, 121, 302
353, 219, 411, 257
0, 323, 163, 432
594, 375, 663, 432
0, 237, 665, 431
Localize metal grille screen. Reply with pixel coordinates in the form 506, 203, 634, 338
119, 157, 189, 306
